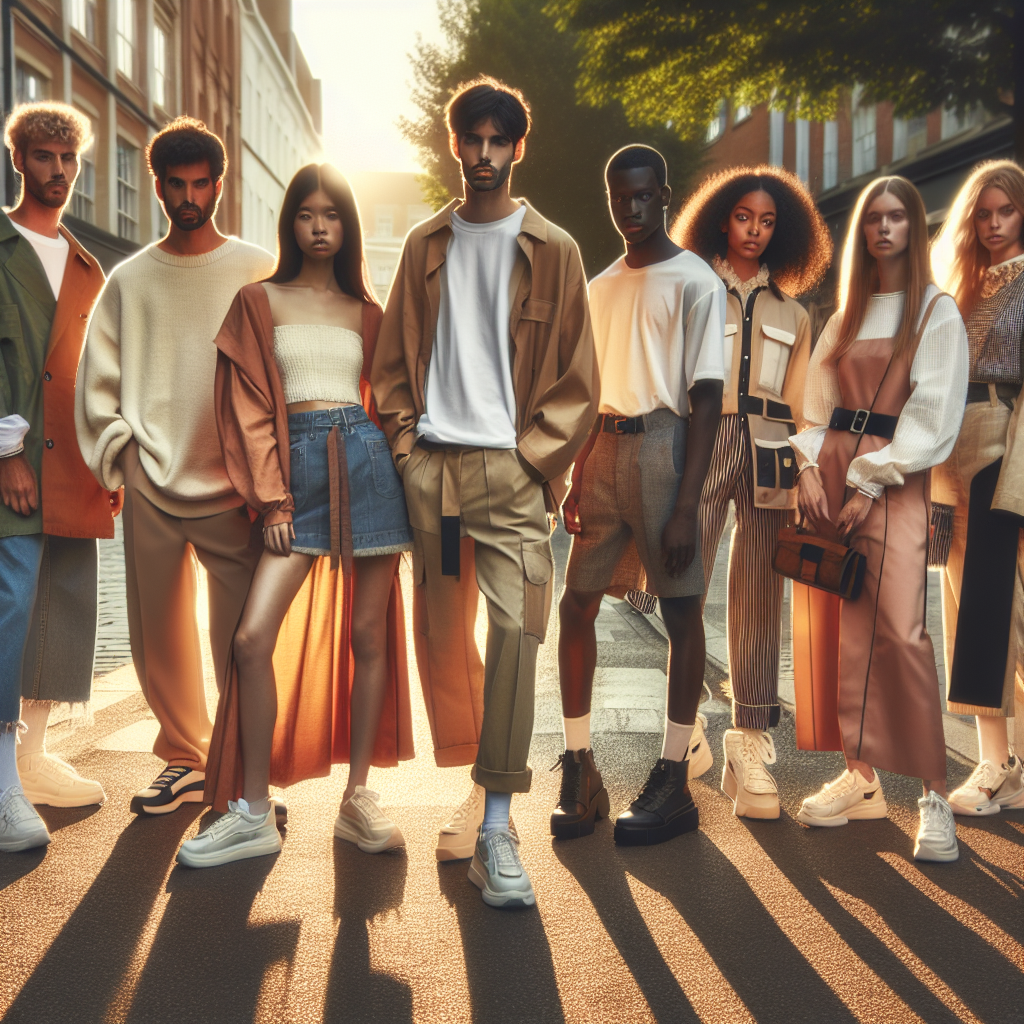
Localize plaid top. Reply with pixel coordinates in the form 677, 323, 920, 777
968, 257, 1024, 384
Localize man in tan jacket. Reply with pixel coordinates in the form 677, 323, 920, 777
372, 76, 598, 909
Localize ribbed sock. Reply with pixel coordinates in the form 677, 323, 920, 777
562, 712, 591, 752
661, 719, 695, 762
0, 730, 20, 793
18, 701, 49, 759
481, 790, 512, 839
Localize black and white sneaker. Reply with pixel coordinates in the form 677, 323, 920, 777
130, 766, 206, 815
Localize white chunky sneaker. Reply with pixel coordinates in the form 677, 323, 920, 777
797, 768, 887, 827
468, 828, 536, 909
687, 712, 713, 778
334, 786, 404, 854
0, 785, 51, 853
914, 791, 959, 863
177, 799, 282, 868
18, 752, 106, 807
948, 753, 1024, 817
721, 729, 780, 819
435, 783, 485, 862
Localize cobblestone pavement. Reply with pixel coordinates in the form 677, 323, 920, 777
1, 509, 1019, 1024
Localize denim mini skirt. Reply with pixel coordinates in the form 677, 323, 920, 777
288, 406, 413, 558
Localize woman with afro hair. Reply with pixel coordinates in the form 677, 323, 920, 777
672, 165, 831, 820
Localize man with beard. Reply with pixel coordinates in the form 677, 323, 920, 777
77, 117, 274, 815
373, 77, 598, 908
0, 103, 119, 851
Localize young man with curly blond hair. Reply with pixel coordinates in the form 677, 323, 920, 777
0, 102, 121, 852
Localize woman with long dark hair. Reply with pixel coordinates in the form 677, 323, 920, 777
931, 160, 1024, 816
672, 165, 831, 819
791, 176, 967, 861
177, 164, 414, 869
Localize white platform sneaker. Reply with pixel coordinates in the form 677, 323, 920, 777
334, 786, 404, 854
687, 712, 713, 778
914, 791, 959, 863
948, 752, 1024, 816
0, 785, 51, 853
797, 768, 888, 827
177, 799, 282, 868
435, 783, 485, 862
18, 752, 106, 807
722, 729, 780, 819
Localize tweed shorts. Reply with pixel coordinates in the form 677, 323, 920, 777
565, 408, 704, 599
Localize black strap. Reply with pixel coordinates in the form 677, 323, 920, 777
601, 414, 645, 434
739, 395, 793, 421
827, 407, 898, 439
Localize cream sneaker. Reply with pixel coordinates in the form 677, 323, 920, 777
721, 729, 780, 819
687, 712, 713, 778
0, 784, 52, 853
334, 786, 404, 854
797, 768, 887, 827
948, 752, 1024, 816
435, 783, 485, 862
18, 752, 106, 807
914, 791, 959, 863
177, 799, 282, 868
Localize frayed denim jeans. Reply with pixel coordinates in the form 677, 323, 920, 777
0, 534, 43, 723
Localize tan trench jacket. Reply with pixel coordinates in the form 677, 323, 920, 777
371, 199, 599, 513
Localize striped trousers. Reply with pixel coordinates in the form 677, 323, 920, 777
700, 414, 789, 730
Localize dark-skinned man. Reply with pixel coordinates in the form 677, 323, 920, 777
553, 145, 726, 846
77, 117, 274, 816
372, 77, 598, 908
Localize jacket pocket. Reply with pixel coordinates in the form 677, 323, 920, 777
754, 438, 796, 490
521, 298, 556, 323
758, 324, 795, 396
522, 536, 553, 641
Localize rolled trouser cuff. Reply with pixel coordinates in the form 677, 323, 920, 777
433, 742, 479, 768
471, 763, 533, 794
733, 700, 781, 731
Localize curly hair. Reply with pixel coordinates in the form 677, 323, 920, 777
672, 164, 832, 296
146, 116, 226, 182
4, 102, 92, 155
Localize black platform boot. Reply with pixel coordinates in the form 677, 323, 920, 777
613, 757, 698, 846
549, 749, 611, 839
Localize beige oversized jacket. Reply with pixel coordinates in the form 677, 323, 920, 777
371, 199, 599, 513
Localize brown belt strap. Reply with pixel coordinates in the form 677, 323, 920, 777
327, 425, 354, 576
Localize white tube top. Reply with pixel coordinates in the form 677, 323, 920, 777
273, 324, 363, 405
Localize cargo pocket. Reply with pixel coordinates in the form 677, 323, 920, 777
522, 537, 553, 641
758, 324, 795, 396
753, 439, 796, 490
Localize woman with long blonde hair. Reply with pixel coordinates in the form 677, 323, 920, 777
931, 159, 1024, 817
790, 176, 968, 861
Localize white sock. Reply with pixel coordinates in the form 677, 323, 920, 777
18, 700, 49, 759
562, 712, 591, 752
0, 730, 20, 792
976, 716, 1011, 767
481, 790, 511, 838
661, 719, 695, 762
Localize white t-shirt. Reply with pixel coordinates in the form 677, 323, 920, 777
589, 250, 727, 418
11, 220, 69, 300
418, 204, 527, 448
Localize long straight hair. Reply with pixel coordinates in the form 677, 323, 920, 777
832, 176, 931, 363
266, 163, 378, 306
931, 159, 1024, 316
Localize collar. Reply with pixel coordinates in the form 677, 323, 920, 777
981, 254, 1024, 300
713, 255, 771, 302
0, 208, 96, 271
422, 197, 548, 244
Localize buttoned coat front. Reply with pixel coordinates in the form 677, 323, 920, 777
0, 210, 119, 538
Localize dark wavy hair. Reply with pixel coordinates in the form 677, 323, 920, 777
445, 76, 531, 145
146, 116, 226, 182
672, 164, 832, 296
266, 163, 377, 306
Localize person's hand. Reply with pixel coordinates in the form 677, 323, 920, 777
836, 491, 873, 541
662, 506, 697, 577
797, 467, 830, 531
0, 454, 38, 516
263, 521, 294, 556
562, 481, 582, 535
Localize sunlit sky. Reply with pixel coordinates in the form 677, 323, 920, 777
293, 0, 446, 175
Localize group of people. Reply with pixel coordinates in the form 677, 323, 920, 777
0, 76, 1020, 910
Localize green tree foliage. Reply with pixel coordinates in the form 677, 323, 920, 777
401, 0, 702, 274
548, 1, 1024, 157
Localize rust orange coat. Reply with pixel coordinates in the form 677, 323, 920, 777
205, 284, 414, 811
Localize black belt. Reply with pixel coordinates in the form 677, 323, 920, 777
966, 381, 1019, 405
828, 407, 898, 439
738, 395, 794, 421
601, 414, 645, 434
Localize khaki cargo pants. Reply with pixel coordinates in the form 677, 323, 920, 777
402, 444, 553, 793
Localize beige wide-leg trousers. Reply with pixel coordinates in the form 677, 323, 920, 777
402, 445, 553, 793
122, 456, 261, 771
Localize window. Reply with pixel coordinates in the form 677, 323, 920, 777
71, 133, 96, 223
375, 207, 394, 238
70, 0, 97, 44
892, 115, 928, 161
705, 100, 726, 144
851, 85, 877, 177
733, 103, 751, 125
769, 109, 784, 165
116, 141, 139, 241
153, 24, 170, 109
117, 0, 136, 80
941, 104, 984, 141
822, 120, 838, 190
795, 119, 809, 183
15, 63, 49, 104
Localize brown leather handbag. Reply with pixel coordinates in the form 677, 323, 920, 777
773, 526, 867, 599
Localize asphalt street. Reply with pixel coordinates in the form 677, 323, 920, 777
0, 520, 1021, 1024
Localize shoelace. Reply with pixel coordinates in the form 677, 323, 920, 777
551, 752, 582, 808
1, 790, 34, 826
152, 765, 190, 789
634, 760, 670, 811
446, 788, 481, 830
738, 733, 777, 790
920, 793, 952, 834
200, 803, 255, 842
350, 791, 385, 822
488, 831, 521, 875
963, 760, 1002, 794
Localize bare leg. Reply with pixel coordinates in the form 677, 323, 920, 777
661, 594, 705, 726
343, 553, 401, 803
232, 549, 315, 810
976, 714, 1011, 767
557, 588, 604, 718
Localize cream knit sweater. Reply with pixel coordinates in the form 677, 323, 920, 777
76, 237, 275, 518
